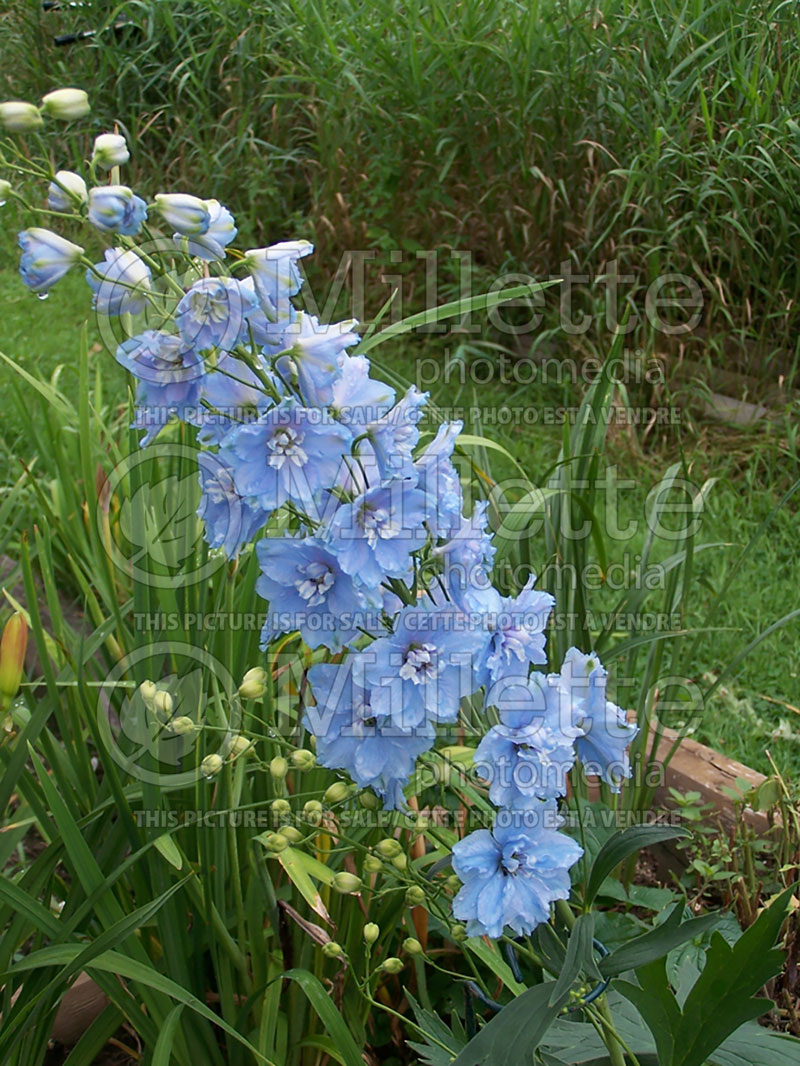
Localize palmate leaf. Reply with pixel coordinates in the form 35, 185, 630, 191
616, 884, 797, 1066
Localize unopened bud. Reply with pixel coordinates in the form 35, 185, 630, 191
322, 941, 343, 958
271, 798, 291, 818
92, 133, 129, 169
0, 179, 12, 204
381, 957, 404, 975
170, 716, 195, 736
139, 680, 158, 703
405, 885, 426, 906
152, 690, 173, 717
269, 756, 288, 781
0, 102, 42, 132
445, 874, 461, 893
302, 800, 323, 824
291, 748, 315, 771
228, 735, 253, 758
262, 832, 288, 853
41, 88, 90, 120
0, 613, 28, 712
239, 666, 267, 700
391, 853, 408, 872
281, 826, 302, 843
201, 753, 223, 778
358, 790, 380, 809
403, 937, 423, 956
323, 781, 350, 806
375, 838, 402, 859
450, 924, 468, 943
363, 855, 382, 875
332, 872, 362, 894
363, 922, 380, 945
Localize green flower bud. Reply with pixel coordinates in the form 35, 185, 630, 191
271, 798, 291, 818
322, 941, 343, 959
405, 885, 426, 907
262, 832, 288, 853
170, 716, 195, 736
201, 753, 223, 778
363, 922, 380, 945
302, 800, 323, 824
445, 874, 461, 893
91, 132, 129, 169
375, 838, 403, 859
381, 957, 404, 975
269, 756, 288, 781
358, 790, 380, 809
227, 734, 253, 758
0, 179, 11, 204
152, 690, 173, 718
0, 612, 27, 712
391, 853, 408, 872
332, 872, 362, 894
239, 666, 267, 700
0, 102, 42, 132
291, 748, 316, 771
323, 781, 350, 806
139, 679, 158, 703
41, 88, 90, 120
403, 937, 423, 956
363, 855, 383, 875
450, 924, 468, 943
281, 825, 302, 843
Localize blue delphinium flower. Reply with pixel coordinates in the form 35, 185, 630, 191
87, 185, 147, 236
473, 575, 555, 689
174, 199, 237, 260
115, 330, 205, 444
86, 248, 152, 315
306, 659, 435, 808
244, 240, 313, 316
324, 480, 428, 588
414, 421, 464, 537
559, 647, 638, 791
153, 193, 210, 235
175, 276, 260, 353
196, 451, 269, 557
221, 400, 351, 514
256, 537, 379, 651
474, 673, 582, 806
195, 354, 277, 445
434, 499, 496, 610
364, 603, 484, 729
18, 228, 84, 292
331, 353, 396, 429
276, 313, 360, 406
47, 171, 87, 212
451, 808, 583, 938
364, 386, 427, 480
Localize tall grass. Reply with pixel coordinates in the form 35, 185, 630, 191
2, 0, 799, 378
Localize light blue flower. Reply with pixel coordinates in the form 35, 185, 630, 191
306, 659, 435, 809
434, 500, 496, 610
196, 451, 269, 557
276, 313, 359, 406
115, 330, 204, 443
221, 400, 351, 515
88, 185, 147, 236
86, 248, 151, 315
415, 421, 464, 538
323, 480, 428, 588
195, 354, 277, 445
18, 228, 84, 292
473, 575, 554, 688
153, 193, 210, 235
364, 386, 427, 479
559, 647, 638, 791
474, 673, 582, 806
47, 171, 87, 212
257, 537, 379, 651
175, 276, 260, 353
451, 808, 583, 938
244, 240, 313, 312
363, 603, 484, 729
331, 353, 396, 430
173, 199, 237, 260
92, 133, 129, 169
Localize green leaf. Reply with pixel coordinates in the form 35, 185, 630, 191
584, 824, 689, 906
152, 1004, 186, 1066
257, 843, 331, 923
282, 969, 365, 1066
550, 913, 597, 1005
452, 982, 568, 1066
600, 904, 721, 977
464, 936, 526, 996
153, 833, 184, 871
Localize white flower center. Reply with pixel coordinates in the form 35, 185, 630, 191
399, 643, 441, 684
267, 426, 307, 470
295, 561, 335, 606
360, 505, 401, 548
189, 285, 231, 325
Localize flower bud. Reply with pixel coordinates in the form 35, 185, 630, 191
152, 690, 173, 718
380, 957, 404, 975
0, 613, 28, 712
363, 855, 382, 875
403, 937, 423, 956
139, 680, 158, 703
41, 88, 90, 120
302, 800, 323, 824
405, 885, 426, 907
291, 749, 316, 771
88, 185, 147, 236
445, 874, 461, 893
201, 753, 223, 778
363, 922, 380, 945
92, 133, 130, 169
47, 170, 88, 212
270, 756, 288, 781
262, 832, 288, 853
0, 179, 12, 205
358, 790, 380, 810
450, 924, 468, 943
281, 825, 302, 843
154, 193, 210, 236
0, 102, 42, 132
323, 781, 350, 806
391, 853, 408, 872
375, 838, 402, 859
322, 941, 343, 958
19, 228, 84, 293
239, 666, 267, 700
170, 716, 195, 736
271, 798, 291, 818
228, 735, 253, 758
332, 872, 362, 894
